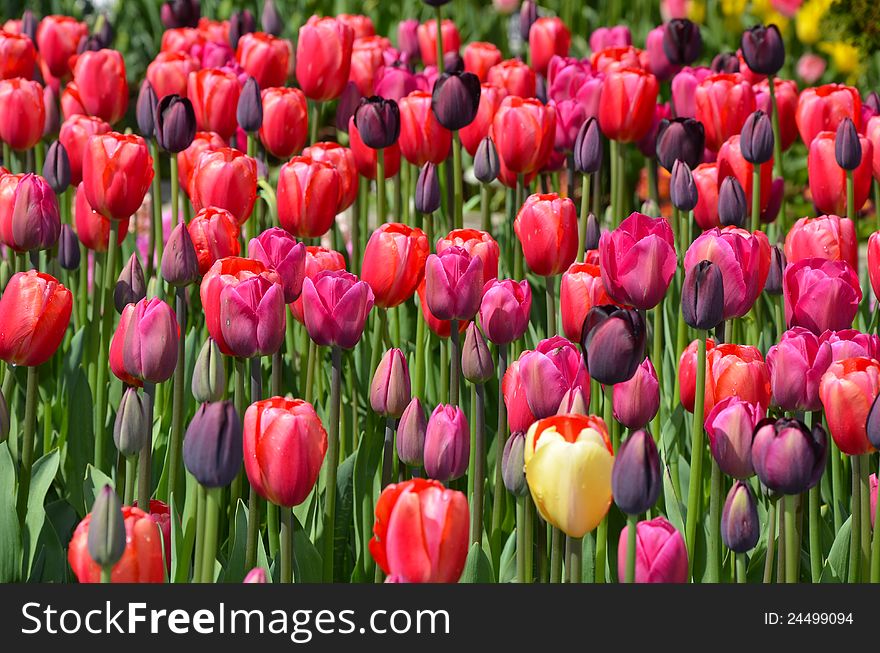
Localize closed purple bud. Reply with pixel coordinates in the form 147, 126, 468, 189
669, 159, 698, 212
584, 212, 600, 251
77, 35, 105, 54
474, 136, 500, 183
114, 386, 148, 456
612, 358, 660, 430
866, 393, 880, 450
718, 176, 747, 227
335, 82, 362, 133
243, 567, 268, 583
261, 0, 283, 36
354, 96, 400, 149
502, 431, 528, 496
711, 52, 740, 73
612, 429, 662, 514
96, 15, 114, 49
114, 253, 146, 314
58, 224, 81, 271
183, 401, 244, 488
835, 117, 861, 171
87, 485, 126, 568
415, 162, 441, 214
655, 117, 705, 171
574, 117, 602, 174
581, 306, 646, 385
42, 140, 71, 194
751, 417, 827, 495
156, 94, 196, 153
423, 404, 469, 481
370, 348, 411, 418
764, 245, 785, 295
161, 0, 201, 29
443, 52, 464, 74
462, 322, 493, 383
865, 91, 880, 115
682, 259, 724, 330
237, 77, 263, 133
705, 396, 763, 478
162, 222, 200, 287
229, 10, 256, 50
397, 397, 427, 467
21, 10, 37, 44
11, 173, 60, 252
192, 339, 226, 404
136, 80, 158, 139
43, 86, 60, 137
740, 110, 774, 165
740, 24, 785, 76
520, 0, 538, 41
432, 72, 481, 131
535, 74, 547, 104
721, 481, 760, 553
663, 19, 702, 66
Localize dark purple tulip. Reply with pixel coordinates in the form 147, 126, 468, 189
43, 87, 60, 137
663, 19, 702, 66
835, 118, 862, 171
114, 386, 148, 456
612, 429, 661, 515
655, 117, 705, 171
535, 74, 547, 104
462, 322, 493, 384
751, 417, 827, 495
574, 117, 602, 174
162, 223, 200, 287
415, 162, 441, 214
11, 173, 60, 252
58, 224, 80, 271
21, 10, 37, 44
136, 80, 158, 139
87, 485, 126, 568
354, 96, 400, 149
718, 176, 747, 228
721, 481, 760, 553
682, 260, 724, 330
584, 212, 600, 251
161, 0, 201, 29
580, 305, 646, 385
229, 9, 256, 50
670, 159, 698, 212
764, 245, 785, 295
114, 253, 146, 314
183, 401, 243, 488
261, 0, 283, 36
335, 81, 362, 133
432, 72, 481, 131
711, 52, 740, 73
42, 140, 71, 195
77, 35, 105, 54
237, 77, 263, 133
740, 110, 774, 165
96, 15, 114, 49
866, 393, 880, 450
422, 0, 452, 5
156, 94, 196, 153
397, 397, 427, 467
865, 91, 880, 115
474, 136, 499, 183
740, 24, 785, 76
502, 431, 528, 497
443, 52, 464, 74
520, 0, 538, 41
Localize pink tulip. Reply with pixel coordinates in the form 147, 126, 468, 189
301, 270, 374, 349
671, 66, 712, 119
613, 358, 660, 430
644, 26, 678, 82
871, 474, 877, 529
821, 329, 880, 363
1, 173, 60, 252
784, 215, 857, 270
797, 53, 826, 85
478, 278, 532, 345
247, 227, 307, 303
111, 297, 179, 385
589, 26, 632, 53
423, 404, 469, 482
617, 517, 688, 583
219, 274, 286, 358
704, 396, 764, 478
370, 348, 411, 418
424, 246, 484, 322
517, 335, 590, 421
766, 327, 831, 413
243, 568, 267, 583
783, 258, 861, 335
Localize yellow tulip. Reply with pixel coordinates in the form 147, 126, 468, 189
796, 0, 833, 45
524, 414, 614, 538
818, 41, 861, 78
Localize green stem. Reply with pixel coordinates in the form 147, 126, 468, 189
481, 183, 491, 233
567, 536, 582, 583
647, 156, 659, 208
736, 553, 747, 583
380, 417, 395, 489
322, 346, 342, 582
831, 441, 844, 533
194, 484, 205, 581
449, 320, 460, 405
94, 220, 120, 472
595, 516, 608, 584
809, 486, 821, 582
101, 566, 112, 583
201, 487, 219, 583
376, 148, 386, 225
625, 513, 638, 583
859, 454, 871, 581
434, 5, 444, 72
848, 455, 861, 583
767, 76, 786, 230
784, 494, 799, 583
491, 345, 509, 538
846, 170, 856, 222
15, 365, 38, 527
351, 186, 361, 276
545, 277, 557, 337
650, 302, 663, 440
168, 287, 186, 502
609, 139, 619, 227
516, 496, 526, 582
707, 459, 722, 583
871, 457, 880, 582
550, 527, 563, 583
310, 101, 320, 145
138, 382, 155, 511
578, 173, 592, 261
280, 505, 293, 583
303, 341, 317, 405
452, 132, 463, 230
245, 476, 260, 571
763, 499, 777, 583
523, 497, 534, 583
685, 332, 707, 577
124, 455, 137, 506
471, 383, 486, 546
149, 139, 162, 284
750, 164, 761, 232
170, 152, 180, 229
413, 307, 426, 399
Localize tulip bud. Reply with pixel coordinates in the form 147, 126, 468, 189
866, 91, 880, 115
584, 212, 600, 251
136, 80, 158, 139
0, 388, 9, 444
752, 417, 827, 495
9, 173, 61, 253
43, 141, 71, 195
474, 136, 500, 184
58, 224, 81, 271
612, 429, 661, 515
243, 567, 268, 583
613, 358, 660, 430
764, 245, 785, 295
655, 117, 705, 171
114, 253, 146, 314
740, 110, 774, 165
397, 397, 427, 467
669, 159, 698, 212
335, 82, 362, 134
432, 72, 481, 131
705, 396, 763, 478
682, 260, 724, 331
720, 481, 760, 553
95, 14, 114, 48
711, 52, 740, 73
424, 404, 469, 482
866, 393, 880, 450
237, 77, 263, 133
443, 52, 465, 74
535, 74, 547, 104
229, 9, 256, 50
114, 386, 148, 457
354, 97, 400, 149
415, 162, 441, 214
192, 339, 226, 404
370, 348, 411, 418
77, 35, 104, 54
43, 87, 60, 138
502, 431, 528, 496
162, 222, 200, 287
574, 117, 602, 174
161, 0, 201, 28
183, 401, 244, 488
717, 176, 747, 228
87, 485, 126, 569
740, 24, 785, 76
261, 0, 283, 36
461, 322, 493, 383
581, 306, 647, 385
835, 118, 862, 171
520, 0, 537, 41
21, 10, 37, 43
156, 95, 196, 153
663, 19, 702, 66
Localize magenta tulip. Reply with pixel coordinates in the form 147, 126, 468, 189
613, 358, 660, 430
219, 275, 286, 358
704, 396, 764, 478
423, 404, 469, 482
765, 327, 830, 412
617, 517, 688, 583
247, 227, 307, 303
783, 258, 861, 335
370, 348, 411, 418
301, 270, 374, 349
424, 246, 484, 322
517, 335, 590, 420
112, 298, 180, 385
478, 278, 532, 345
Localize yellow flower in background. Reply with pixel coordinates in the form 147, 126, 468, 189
721, 0, 748, 17
818, 41, 862, 80
752, 0, 791, 30
796, 0, 833, 45
688, 0, 706, 23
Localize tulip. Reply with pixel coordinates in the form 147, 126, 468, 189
872, 474, 878, 529
235, 32, 289, 90
635, 102, 671, 159
486, 59, 536, 99
431, 72, 481, 134
502, 358, 536, 432
395, 90, 451, 166
436, 230, 500, 283
670, 160, 698, 212
301, 270, 374, 349
796, 84, 861, 147
228, 10, 256, 50
348, 115, 402, 180
236, 77, 263, 134
764, 245, 786, 295
190, 147, 257, 225
479, 279, 532, 345
819, 357, 880, 455
37, 15, 88, 79
613, 358, 660, 430
335, 14, 374, 40
0, 78, 45, 151
529, 17, 571, 77
784, 215, 857, 270
662, 18, 701, 66
581, 306, 647, 386
187, 68, 241, 140
146, 51, 199, 101
86, 484, 126, 571
349, 35, 392, 97
755, 77, 798, 151
414, 162, 441, 215
110, 298, 179, 385
370, 349, 411, 418
589, 25, 632, 51
740, 24, 785, 75
58, 115, 110, 188
492, 96, 556, 176
591, 45, 641, 74
370, 478, 468, 583
373, 64, 422, 102
783, 257, 861, 334
571, 119, 603, 178
161, 1, 200, 29
612, 429, 661, 514
244, 397, 328, 507
82, 132, 153, 222
187, 207, 241, 275
242, 567, 267, 583
684, 226, 771, 320
397, 398, 427, 467
681, 259, 725, 330
751, 417, 828, 494
71, 49, 128, 124
740, 110, 774, 165
704, 396, 764, 479
360, 222, 429, 309
669, 66, 711, 119
275, 156, 340, 239
765, 327, 829, 413
717, 135, 773, 218
0, 173, 60, 253
295, 18, 354, 102
155, 94, 196, 153
424, 247, 484, 321
190, 338, 225, 404
162, 223, 200, 288
0, 270, 70, 368
695, 73, 756, 152
257, 86, 308, 159
114, 253, 147, 313
60, 82, 87, 120
219, 274, 285, 359
868, 232, 880, 302
416, 19, 459, 68
516, 335, 590, 421
114, 385, 149, 457
42, 141, 71, 196
599, 212, 676, 310
160, 27, 205, 55
499, 431, 528, 497
524, 414, 614, 537
678, 340, 771, 416
463, 42, 502, 82
177, 130, 225, 195
598, 67, 659, 143
809, 128, 873, 216
247, 228, 306, 304
514, 193, 577, 276
822, 329, 880, 362
717, 176, 747, 228
423, 404, 469, 482
559, 262, 614, 342
183, 401, 244, 488
68, 504, 164, 583
354, 96, 400, 150
72, 182, 129, 252
617, 517, 688, 583
302, 142, 359, 213
288, 246, 346, 323
655, 117, 705, 171
721, 481, 760, 553
56, 224, 80, 272
458, 83, 506, 157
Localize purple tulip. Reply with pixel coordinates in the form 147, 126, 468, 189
114, 253, 147, 314
613, 358, 660, 430
423, 404, 469, 482
121, 297, 180, 384
370, 348, 411, 418
424, 246, 484, 321
461, 322, 493, 384
751, 417, 827, 495
645, 26, 679, 82
397, 397, 427, 467
248, 227, 307, 303
704, 396, 764, 478
162, 223, 200, 288
518, 335, 589, 420
720, 481, 760, 553
219, 275, 286, 358
301, 270, 375, 349
765, 327, 830, 412
9, 173, 60, 252
478, 279, 532, 345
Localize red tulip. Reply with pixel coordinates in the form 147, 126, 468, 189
529, 17, 571, 77
178, 130, 226, 196
82, 132, 154, 221
463, 42, 502, 82
784, 214, 857, 270
36, 15, 87, 79
591, 46, 642, 74
276, 156, 341, 239
146, 51, 199, 100
599, 212, 676, 310
110, 297, 180, 386
71, 49, 129, 124
869, 231, 880, 302
0, 172, 21, 242
190, 147, 257, 226
369, 478, 469, 583
337, 14, 375, 40
695, 73, 756, 152
197, 18, 229, 45
348, 115, 401, 180
459, 83, 507, 156
258, 86, 308, 159
398, 90, 451, 166
560, 262, 617, 342
187, 206, 240, 275
244, 397, 328, 507
60, 81, 86, 121
502, 357, 536, 432
436, 228, 500, 281
361, 222, 429, 308
796, 83, 861, 147
161, 27, 206, 56
301, 270, 374, 349
617, 517, 688, 583
783, 257, 861, 335
820, 357, 880, 456
486, 59, 536, 99
0, 30, 36, 80
296, 17, 354, 102
236, 32, 290, 89
187, 68, 241, 140
692, 162, 720, 230
479, 278, 532, 345
492, 96, 556, 176
68, 504, 164, 583
289, 246, 346, 324
807, 129, 873, 216
754, 77, 798, 151
0, 77, 45, 151
349, 36, 393, 97
302, 142, 359, 212
59, 113, 111, 186
514, 192, 578, 276
417, 19, 460, 67
598, 66, 659, 143
717, 134, 773, 214
73, 182, 129, 252
0, 270, 72, 367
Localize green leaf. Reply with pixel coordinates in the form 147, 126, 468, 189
662, 463, 686, 536
23, 449, 60, 575
293, 514, 323, 583
223, 499, 249, 583
333, 453, 356, 582
82, 464, 114, 515
61, 368, 93, 515
460, 543, 493, 583
497, 531, 517, 583
0, 442, 22, 582
353, 416, 383, 578
171, 493, 197, 583
820, 515, 851, 583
